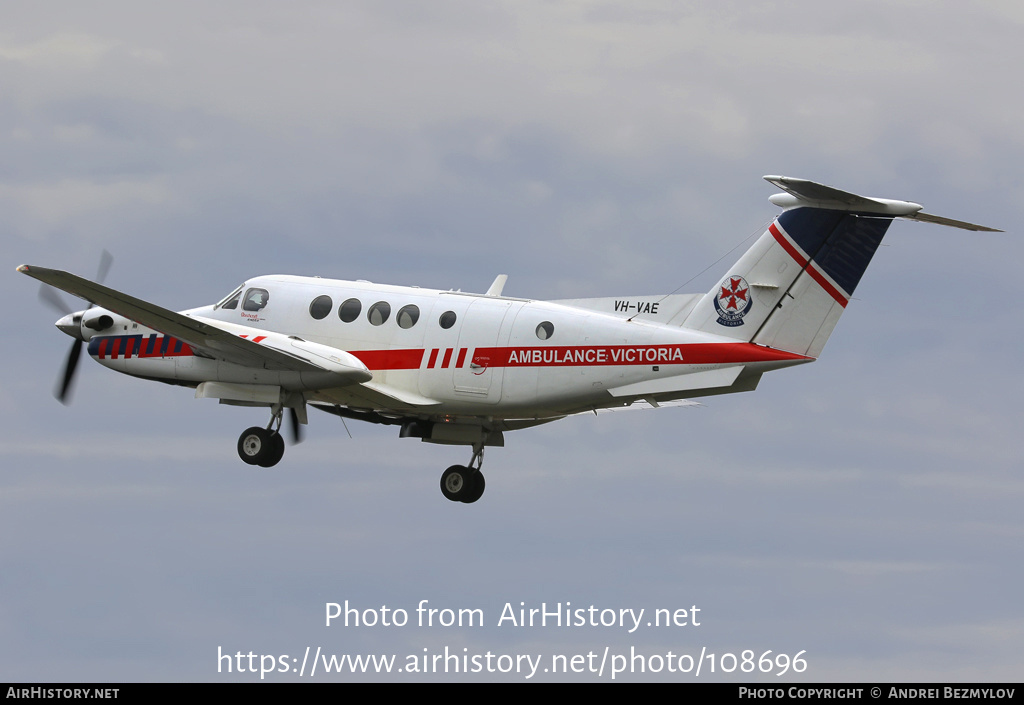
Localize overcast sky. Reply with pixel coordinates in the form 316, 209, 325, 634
2, 0, 1022, 682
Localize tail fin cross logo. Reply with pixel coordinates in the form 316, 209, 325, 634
714, 275, 752, 327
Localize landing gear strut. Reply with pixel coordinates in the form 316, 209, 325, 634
439, 444, 486, 504
237, 406, 287, 467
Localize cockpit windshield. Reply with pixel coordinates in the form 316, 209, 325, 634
215, 285, 243, 310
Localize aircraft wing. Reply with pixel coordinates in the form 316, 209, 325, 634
311, 380, 442, 410
17, 264, 359, 376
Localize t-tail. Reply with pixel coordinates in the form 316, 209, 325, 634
682, 176, 1000, 358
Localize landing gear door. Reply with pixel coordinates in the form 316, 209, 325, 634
453, 298, 513, 404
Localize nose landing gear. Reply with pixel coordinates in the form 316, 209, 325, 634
439, 444, 486, 504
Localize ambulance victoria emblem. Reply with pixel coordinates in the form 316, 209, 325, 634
714, 275, 752, 327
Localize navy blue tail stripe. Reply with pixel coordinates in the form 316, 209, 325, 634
777, 208, 893, 296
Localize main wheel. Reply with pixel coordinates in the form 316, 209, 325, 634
461, 470, 485, 504
440, 465, 472, 502
258, 432, 286, 468
237, 426, 274, 466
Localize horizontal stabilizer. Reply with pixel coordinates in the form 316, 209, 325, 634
903, 211, 1002, 232
764, 175, 922, 216
592, 399, 701, 413
764, 175, 1001, 231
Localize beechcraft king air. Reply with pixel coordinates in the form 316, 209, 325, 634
19, 176, 999, 503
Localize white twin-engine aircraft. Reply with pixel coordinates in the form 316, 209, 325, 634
20, 176, 998, 504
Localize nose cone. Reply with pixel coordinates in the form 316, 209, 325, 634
56, 312, 84, 341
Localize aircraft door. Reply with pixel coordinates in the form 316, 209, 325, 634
452, 298, 514, 404
418, 295, 474, 401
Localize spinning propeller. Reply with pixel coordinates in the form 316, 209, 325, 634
288, 407, 304, 445
37, 251, 114, 404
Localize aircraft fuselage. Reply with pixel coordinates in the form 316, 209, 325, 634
82, 274, 810, 419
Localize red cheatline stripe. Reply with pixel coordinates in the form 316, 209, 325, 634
769, 222, 849, 308
342, 344, 809, 371
769, 222, 808, 266
349, 348, 428, 370
376, 343, 808, 370
471, 343, 811, 368
93, 340, 813, 370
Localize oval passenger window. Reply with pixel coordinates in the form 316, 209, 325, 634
368, 302, 391, 326
338, 298, 362, 323
397, 305, 420, 329
309, 295, 332, 320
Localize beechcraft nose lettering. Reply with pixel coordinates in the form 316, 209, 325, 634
19, 176, 999, 504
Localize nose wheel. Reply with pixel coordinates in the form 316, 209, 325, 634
439, 445, 486, 503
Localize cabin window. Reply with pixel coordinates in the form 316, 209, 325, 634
338, 298, 361, 323
397, 304, 420, 329
536, 321, 554, 340
243, 288, 270, 312
438, 311, 457, 329
309, 295, 333, 320
368, 301, 391, 326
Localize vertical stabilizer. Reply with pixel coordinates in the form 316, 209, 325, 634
683, 207, 890, 357
749, 209, 891, 357
683, 176, 997, 358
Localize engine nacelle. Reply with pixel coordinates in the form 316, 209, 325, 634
56, 307, 125, 342
260, 332, 372, 383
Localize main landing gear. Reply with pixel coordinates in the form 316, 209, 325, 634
440, 444, 486, 504
237, 426, 285, 467
237, 406, 288, 468
237, 424, 286, 467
